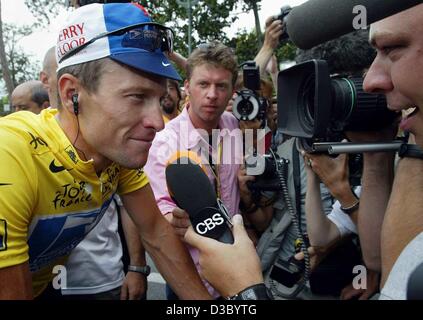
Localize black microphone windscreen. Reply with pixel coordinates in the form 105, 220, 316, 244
165, 153, 216, 218
286, 0, 422, 49
165, 151, 234, 244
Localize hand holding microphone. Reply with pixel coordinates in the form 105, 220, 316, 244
165, 151, 234, 244
184, 214, 264, 298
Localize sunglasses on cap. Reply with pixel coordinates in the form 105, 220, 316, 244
59, 22, 174, 64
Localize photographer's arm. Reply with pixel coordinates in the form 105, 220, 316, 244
265, 55, 279, 93
237, 166, 273, 232
254, 17, 283, 77
347, 129, 397, 274
359, 152, 394, 274
166, 51, 187, 71
304, 166, 342, 247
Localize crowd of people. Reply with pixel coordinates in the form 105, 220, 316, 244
1, 0, 423, 301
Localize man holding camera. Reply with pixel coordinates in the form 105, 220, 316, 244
185, 4, 423, 300
359, 4, 423, 299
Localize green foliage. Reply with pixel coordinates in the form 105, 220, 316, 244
276, 41, 297, 62
24, 0, 65, 28
227, 28, 260, 65
229, 28, 297, 67
0, 24, 39, 87
138, 0, 239, 58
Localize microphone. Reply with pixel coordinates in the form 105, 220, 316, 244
284, 0, 422, 49
165, 151, 234, 244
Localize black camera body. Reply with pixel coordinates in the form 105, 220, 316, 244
232, 61, 268, 123
278, 60, 397, 152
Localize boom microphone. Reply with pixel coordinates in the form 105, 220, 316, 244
284, 0, 422, 49
165, 151, 234, 244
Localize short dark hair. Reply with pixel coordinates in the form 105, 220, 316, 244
57, 58, 109, 94
168, 79, 181, 100
56, 58, 110, 108
31, 82, 49, 107
295, 29, 376, 76
186, 42, 238, 86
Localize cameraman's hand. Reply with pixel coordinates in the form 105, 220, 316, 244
264, 16, 284, 51
240, 119, 262, 132
301, 151, 351, 201
166, 207, 191, 238
294, 246, 328, 272
238, 165, 255, 207
184, 214, 264, 298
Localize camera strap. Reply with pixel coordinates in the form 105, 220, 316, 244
291, 142, 303, 234
398, 144, 423, 160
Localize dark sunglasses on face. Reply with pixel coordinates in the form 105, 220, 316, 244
59, 22, 174, 64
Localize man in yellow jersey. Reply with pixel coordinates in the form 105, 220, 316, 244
0, 3, 210, 300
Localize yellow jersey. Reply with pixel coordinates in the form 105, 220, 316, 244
0, 109, 148, 296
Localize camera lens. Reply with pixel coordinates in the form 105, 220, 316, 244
299, 75, 316, 132
331, 77, 393, 131
330, 78, 355, 131
239, 100, 254, 117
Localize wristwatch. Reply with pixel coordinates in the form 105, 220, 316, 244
340, 195, 360, 215
227, 283, 273, 300
128, 265, 151, 277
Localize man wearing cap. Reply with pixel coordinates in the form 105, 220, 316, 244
0, 3, 210, 299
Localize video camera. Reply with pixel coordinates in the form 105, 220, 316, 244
278, 60, 397, 153
232, 61, 268, 125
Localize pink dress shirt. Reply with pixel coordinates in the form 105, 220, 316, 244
144, 105, 242, 297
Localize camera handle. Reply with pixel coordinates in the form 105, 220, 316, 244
311, 141, 403, 154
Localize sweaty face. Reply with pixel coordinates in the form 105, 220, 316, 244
364, 5, 423, 146
185, 64, 234, 130
11, 88, 43, 114
78, 61, 166, 169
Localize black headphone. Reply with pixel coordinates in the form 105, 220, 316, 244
72, 94, 79, 116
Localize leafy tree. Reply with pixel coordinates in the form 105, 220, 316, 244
0, 24, 40, 88
229, 28, 297, 66
138, 0, 240, 58
241, 0, 262, 44
24, 0, 65, 28
0, 0, 14, 99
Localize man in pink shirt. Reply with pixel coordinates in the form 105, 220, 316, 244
144, 42, 242, 299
